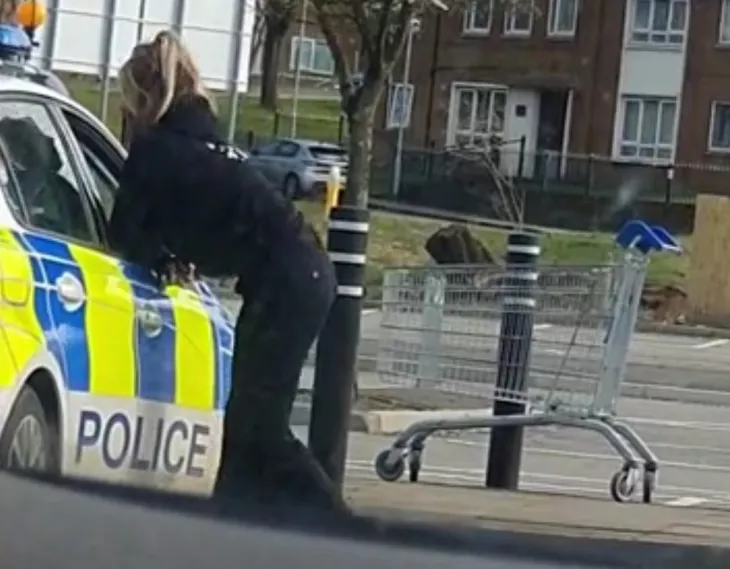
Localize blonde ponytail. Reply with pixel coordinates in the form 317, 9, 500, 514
153, 31, 181, 121
119, 28, 216, 132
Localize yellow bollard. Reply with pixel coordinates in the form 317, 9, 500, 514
324, 165, 342, 218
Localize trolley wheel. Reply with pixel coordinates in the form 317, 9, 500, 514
375, 449, 405, 482
610, 469, 637, 503
408, 456, 421, 483
642, 471, 656, 504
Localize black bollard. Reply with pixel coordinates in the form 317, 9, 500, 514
309, 206, 370, 490
486, 231, 540, 490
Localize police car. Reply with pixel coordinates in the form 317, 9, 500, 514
0, 19, 234, 496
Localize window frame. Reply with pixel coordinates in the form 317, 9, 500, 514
628, 0, 687, 47
503, 0, 534, 36
547, 0, 579, 37
708, 100, 730, 153
0, 94, 103, 247
719, 0, 730, 45
446, 82, 508, 149
289, 36, 335, 75
63, 109, 122, 224
617, 95, 677, 163
462, 0, 493, 35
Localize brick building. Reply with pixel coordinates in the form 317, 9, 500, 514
384, 0, 730, 190
254, 0, 730, 193
250, 2, 359, 89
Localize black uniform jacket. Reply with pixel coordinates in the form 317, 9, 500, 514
107, 95, 308, 292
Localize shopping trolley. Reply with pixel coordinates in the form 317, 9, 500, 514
372, 220, 681, 504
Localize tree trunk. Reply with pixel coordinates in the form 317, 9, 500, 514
259, 28, 283, 110
343, 107, 376, 208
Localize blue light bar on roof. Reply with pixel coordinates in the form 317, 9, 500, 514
0, 24, 31, 62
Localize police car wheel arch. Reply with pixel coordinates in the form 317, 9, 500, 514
0, 384, 58, 473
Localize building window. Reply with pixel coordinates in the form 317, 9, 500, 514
463, 0, 493, 34
619, 96, 677, 161
289, 37, 334, 75
709, 102, 730, 152
629, 0, 687, 46
503, 0, 533, 35
448, 84, 507, 149
720, 0, 730, 44
548, 0, 578, 36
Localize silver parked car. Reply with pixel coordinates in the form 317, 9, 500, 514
247, 138, 349, 198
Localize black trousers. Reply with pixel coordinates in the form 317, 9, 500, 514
214, 245, 337, 506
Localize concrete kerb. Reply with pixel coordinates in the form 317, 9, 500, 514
291, 401, 494, 435
353, 507, 730, 569
636, 321, 730, 338
6, 470, 730, 569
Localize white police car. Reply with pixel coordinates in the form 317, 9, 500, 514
0, 21, 234, 495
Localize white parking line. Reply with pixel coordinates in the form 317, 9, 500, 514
442, 437, 730, 473
692, 339, 729, 350
534, 324, 553, 330
347, 461, 715, 508
665, 497, 710, 507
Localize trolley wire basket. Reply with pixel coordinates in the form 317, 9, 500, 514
373, 220, 682, 504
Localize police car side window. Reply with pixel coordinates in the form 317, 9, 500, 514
0, 100, 96, 244
61, 111, 122, 223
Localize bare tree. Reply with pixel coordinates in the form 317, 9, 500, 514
248, 0, 266, 75
259, 0, 298, 110
310, 0, 531, 208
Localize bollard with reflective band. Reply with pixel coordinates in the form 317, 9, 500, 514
486, 231, 541, 490
324, 165, 342, 218
309, 206, 369, 490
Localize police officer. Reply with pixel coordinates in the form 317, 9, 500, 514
107, 31, 344, 513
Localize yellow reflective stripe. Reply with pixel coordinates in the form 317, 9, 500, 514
0, 230, 43, 385
166, 285, 215, 409
68, 244, 136, 398
0, 326, 17, 386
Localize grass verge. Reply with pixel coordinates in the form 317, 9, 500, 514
62, 75, 688, 294
64, 75, 343, 144
297, 201, 689, 297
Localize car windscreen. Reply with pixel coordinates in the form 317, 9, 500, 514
307, 146, 347, 162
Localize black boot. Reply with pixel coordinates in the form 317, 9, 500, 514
262, 435, 352, 515
212, 426, 270, 505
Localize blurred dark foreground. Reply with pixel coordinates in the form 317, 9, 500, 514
0, 471, 727, 569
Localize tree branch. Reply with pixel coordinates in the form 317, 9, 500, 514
311, 1, 352, 95
382, 0, 414, 72
373, 0, 397, 67
351, 1, 373, 57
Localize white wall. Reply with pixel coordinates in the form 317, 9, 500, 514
503, 88, 539, 177
30, 0, 254, 92
611, 0, 691, 160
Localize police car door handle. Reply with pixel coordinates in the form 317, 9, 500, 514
55, 272, 85, 311
137, 306, 163, 337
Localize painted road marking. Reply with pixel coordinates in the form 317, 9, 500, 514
692, 339, 729, 350
665, 497, 710, 507
534, 324, 552, 330
441, 436, 730, 473
347, 460, 714, 508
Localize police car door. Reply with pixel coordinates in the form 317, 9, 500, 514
0, 97, 142, 476
60, 107, 230, 495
